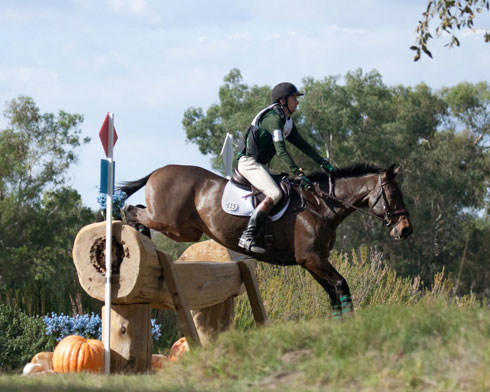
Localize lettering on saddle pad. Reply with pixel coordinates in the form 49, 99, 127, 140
225, 201, 239, 211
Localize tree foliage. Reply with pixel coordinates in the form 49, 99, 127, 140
183, 69, 490, 299
0, 97, 95, 315
412, 0, 490, 61
183, 69, 270, 170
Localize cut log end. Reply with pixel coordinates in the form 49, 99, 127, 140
73, 222, 161, 303
88, 235, 129, 276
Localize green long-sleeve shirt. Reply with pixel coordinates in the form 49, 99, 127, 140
237, 105, 323, 174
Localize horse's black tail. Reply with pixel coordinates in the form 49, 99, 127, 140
117, 171, 155, 198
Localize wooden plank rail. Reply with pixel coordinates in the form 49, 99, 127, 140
72, 222, 267, 373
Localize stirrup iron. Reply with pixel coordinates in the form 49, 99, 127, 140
238, 236, 266, 254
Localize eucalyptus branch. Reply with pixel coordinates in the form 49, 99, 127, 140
412, 0, 490, 61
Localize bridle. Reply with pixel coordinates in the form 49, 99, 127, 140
370, 176, 409, 226
303, 175, 409, 227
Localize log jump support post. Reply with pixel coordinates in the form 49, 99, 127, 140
73, 221, 267, 373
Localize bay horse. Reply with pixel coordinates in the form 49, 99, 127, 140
119, 163, 412, 319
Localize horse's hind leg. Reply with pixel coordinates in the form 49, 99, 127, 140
125, 204, 203, 242
124, 205, 151, 238
302, 255, 354, 320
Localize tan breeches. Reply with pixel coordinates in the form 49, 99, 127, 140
237, 156, 282, 205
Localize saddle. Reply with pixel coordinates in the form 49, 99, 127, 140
231, 168, 291, 216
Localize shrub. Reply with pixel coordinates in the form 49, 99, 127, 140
0, 304, 52, 371
234, 246, 480, 330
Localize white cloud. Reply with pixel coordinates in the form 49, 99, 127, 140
230, 32, 251, 41
0, 66, 58, 83
462, 28, 490, 38
108, 0, 148, 14
265, 33, 282, 40
328, 24, 367, 35
1, 7, 55, 23
106, 0, 160, 23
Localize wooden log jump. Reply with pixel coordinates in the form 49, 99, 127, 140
72, 221, 267, 373
176, 240, 267, 344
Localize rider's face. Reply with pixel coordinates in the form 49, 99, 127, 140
282, 95, 299, 116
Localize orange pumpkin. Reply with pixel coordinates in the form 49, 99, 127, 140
169, 337, 189, 361
151, 354, 168, 370
52, 335, 104, 373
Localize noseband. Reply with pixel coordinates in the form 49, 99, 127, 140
370, 175, 409, 226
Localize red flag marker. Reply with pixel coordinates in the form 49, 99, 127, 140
99, 113, 118, 157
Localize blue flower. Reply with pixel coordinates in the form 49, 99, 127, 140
97, 189, 127, 210
44, 313, 159, 342
151, 319, 162, 342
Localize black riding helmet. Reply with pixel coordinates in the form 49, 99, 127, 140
271, 82, 304, 104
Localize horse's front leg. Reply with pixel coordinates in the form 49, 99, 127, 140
301, 254, 354, 320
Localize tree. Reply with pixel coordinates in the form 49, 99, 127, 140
183, 68, 270, 171
0, 96, 94, 315
412, 0, 490, 61
183, 70, 490, 299
301, 73, 490, 292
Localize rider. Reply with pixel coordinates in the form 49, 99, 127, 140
236, 82, 335, 254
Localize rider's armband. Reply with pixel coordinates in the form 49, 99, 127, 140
273, 129, 283, 142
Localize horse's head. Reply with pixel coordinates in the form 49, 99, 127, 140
368, 164, 413, 240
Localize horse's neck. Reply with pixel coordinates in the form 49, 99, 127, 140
328, 174, 377, 223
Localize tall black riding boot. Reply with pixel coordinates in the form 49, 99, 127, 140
238, 197, 274, 254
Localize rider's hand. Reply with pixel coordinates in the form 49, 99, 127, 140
296, 168, 313, 190
321, 159, 336, 174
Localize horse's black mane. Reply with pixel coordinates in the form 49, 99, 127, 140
308, 163, 382, 182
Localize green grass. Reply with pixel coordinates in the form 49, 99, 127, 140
1, 301, 489, 391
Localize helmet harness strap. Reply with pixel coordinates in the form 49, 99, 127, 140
281, 95, 292, 117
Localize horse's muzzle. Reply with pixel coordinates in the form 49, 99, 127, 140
390, 216, 413, 240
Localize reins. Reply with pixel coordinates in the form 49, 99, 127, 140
306, 186, 387, 223
298, 174, 409, 226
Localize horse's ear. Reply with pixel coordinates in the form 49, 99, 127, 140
386, 164, 400, 180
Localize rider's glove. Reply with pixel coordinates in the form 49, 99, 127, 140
296, 168, 313, 190
321, 159, 336, 174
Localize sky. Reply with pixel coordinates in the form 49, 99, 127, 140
1, 0, 489, 210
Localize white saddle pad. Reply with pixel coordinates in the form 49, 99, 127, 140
221, 181, 290, 222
